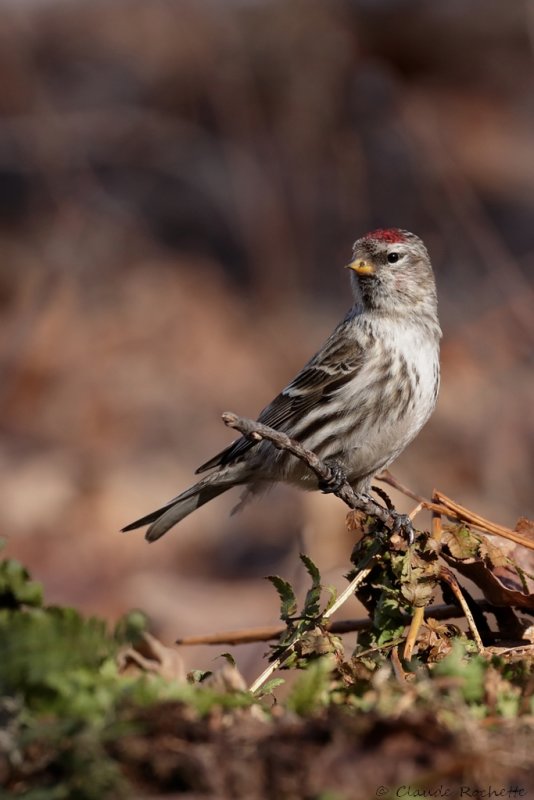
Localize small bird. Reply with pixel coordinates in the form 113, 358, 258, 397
123, 228, 441, 542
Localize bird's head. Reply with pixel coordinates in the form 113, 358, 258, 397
347, 228, 437, 320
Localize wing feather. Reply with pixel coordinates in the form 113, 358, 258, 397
195, 319, 365, 473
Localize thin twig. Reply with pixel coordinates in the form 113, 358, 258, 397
432, 490, 443, 544
175, 599, 499, 646
434, 490, 529, 546
439, 567, 484, 653
408, 501, 424, 521
322, 567, 374, 621
223, 412, 404, 532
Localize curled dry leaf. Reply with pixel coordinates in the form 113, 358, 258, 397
118, 632, 186, 683
417, 618, 456, 661
498, 518, 534, 595
442, 524, 534, 610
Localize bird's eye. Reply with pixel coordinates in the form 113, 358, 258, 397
387, 252, 400, 264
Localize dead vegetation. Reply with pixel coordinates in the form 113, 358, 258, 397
3, 448, 534, 797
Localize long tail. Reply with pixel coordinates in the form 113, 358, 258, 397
121, 476, 233, 542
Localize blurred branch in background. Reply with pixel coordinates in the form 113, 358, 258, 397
0, 0, 532, 664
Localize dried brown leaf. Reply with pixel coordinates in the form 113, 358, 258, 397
477, 537, 509, 569
502, 518, 534, 589
417, 619, 455, 661
442, 525, 480, 559
441, 550, 534, 609
346, 509, 379, 541
401, 581, 435, 607
202, 663, 247, 693
118, 632, 186, 682
441, 523, 534, 608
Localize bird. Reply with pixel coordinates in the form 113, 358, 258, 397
122, 228, 441, 543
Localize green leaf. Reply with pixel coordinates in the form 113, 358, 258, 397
217, 652, 237, 668
300, 552, 321, 585
255, 677, 285, 697
266, 575, 298, 621
300, 553, 322, 618
324, 585, 338, 613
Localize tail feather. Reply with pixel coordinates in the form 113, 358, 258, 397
121, 479, 232, 542
121, 506, 173, 532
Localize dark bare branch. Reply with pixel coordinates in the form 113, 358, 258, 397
175, 601, 497, 646
222, 411, 399, 531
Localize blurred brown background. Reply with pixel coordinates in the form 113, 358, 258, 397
1, 0, 533, 676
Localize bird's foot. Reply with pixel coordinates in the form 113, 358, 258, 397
318, 460, 348, 494
390, 510, 415, 546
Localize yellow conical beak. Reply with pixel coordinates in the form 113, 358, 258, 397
346, 259, 375, 276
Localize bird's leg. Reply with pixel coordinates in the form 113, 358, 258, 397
371, 484, 414, 545
318, 459, 348, 494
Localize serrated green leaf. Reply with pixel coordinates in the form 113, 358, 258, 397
300, 553, 321, 586
266, 575, 298, 620
303, 588, 321, 618
300, 553, 322, 618
373, 589, 406, 646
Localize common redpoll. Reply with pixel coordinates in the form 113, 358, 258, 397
123, 228, 441, 542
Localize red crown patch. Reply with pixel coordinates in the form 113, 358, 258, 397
364, 228, 406, 244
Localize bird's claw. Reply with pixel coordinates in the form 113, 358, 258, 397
390, 511, 415, 546
318, 460, 348, 494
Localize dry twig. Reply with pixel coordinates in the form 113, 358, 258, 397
223, 412, 405, 532
439, 567, 484, 653
176, 601, 496, 646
